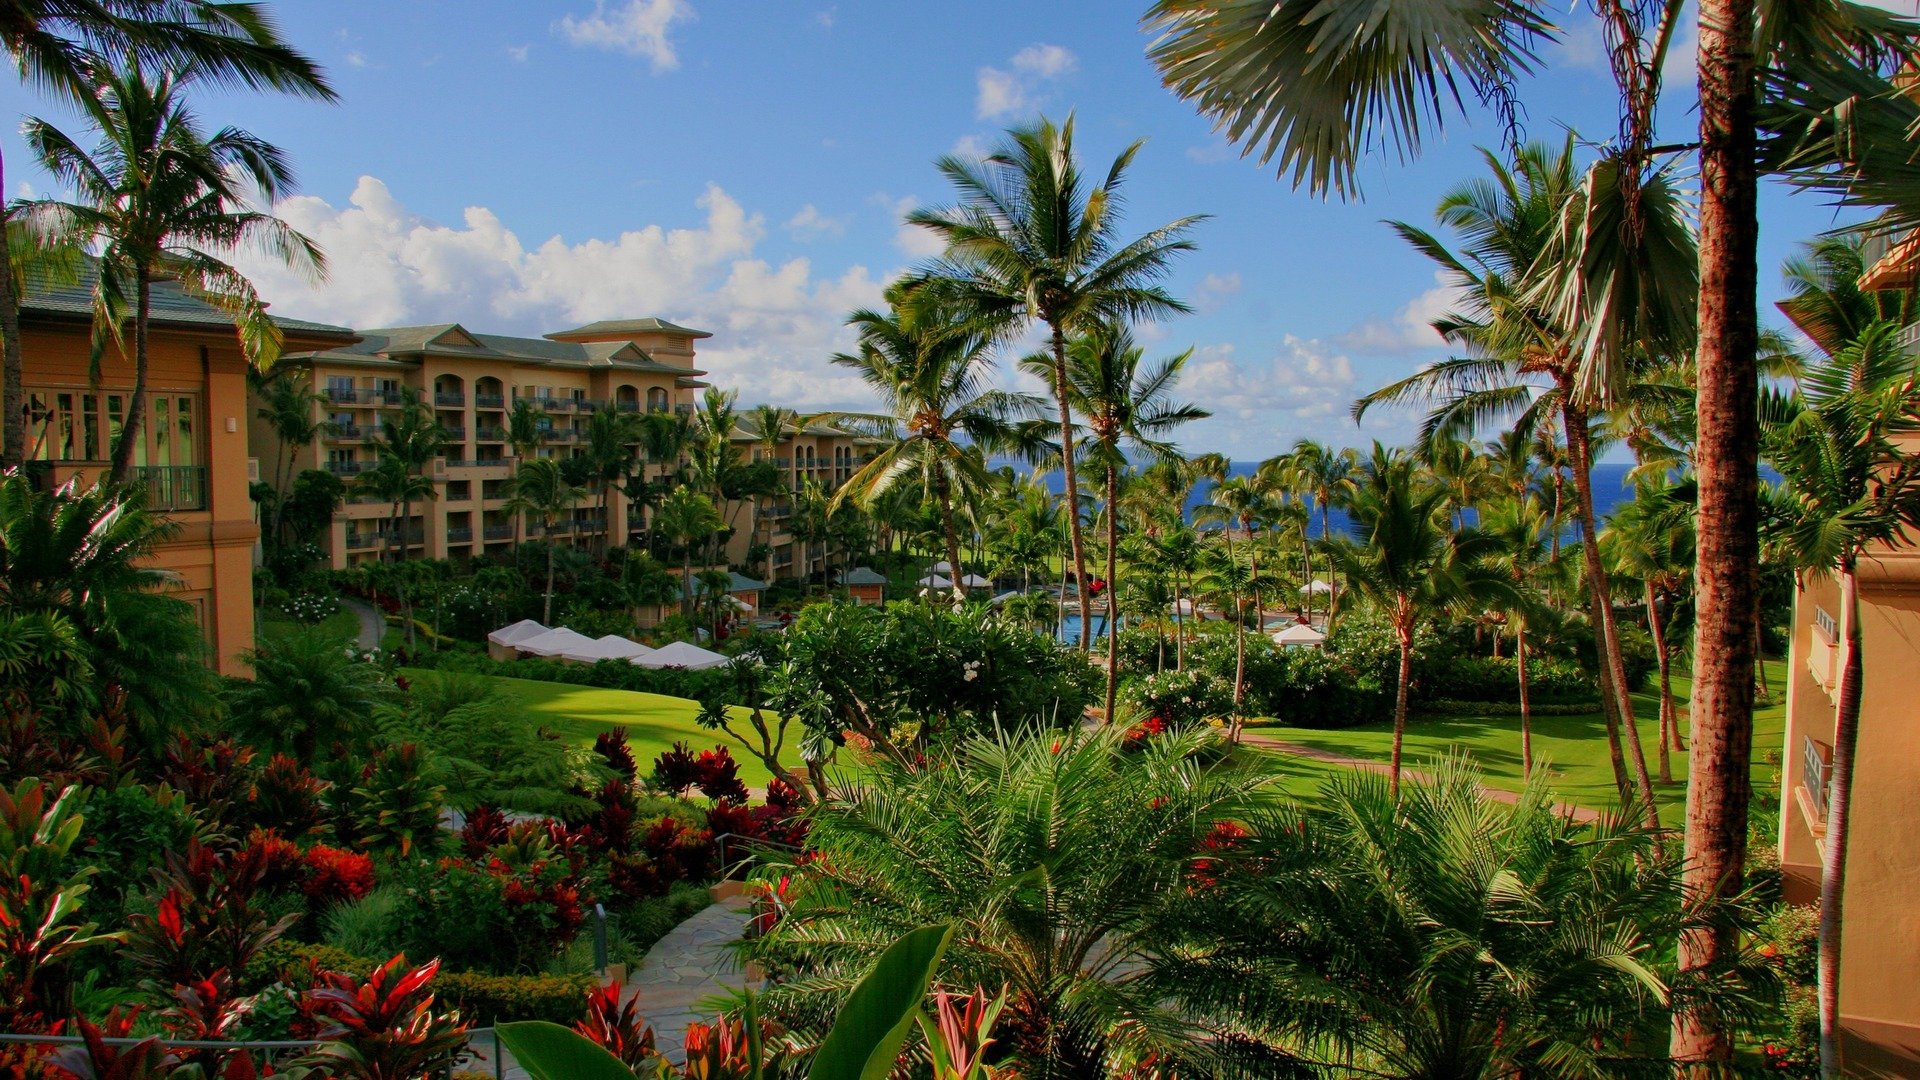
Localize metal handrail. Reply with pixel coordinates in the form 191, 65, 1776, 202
0, 1029, 511, 1080
712, 831, 803, 878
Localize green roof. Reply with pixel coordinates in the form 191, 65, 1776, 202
727, 572, 767, 592
284, 322, 704, 376
836, 567, 888, 587
19, 265, 356, 341
545, 317, 711, 340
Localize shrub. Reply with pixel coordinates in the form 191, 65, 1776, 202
323, 885, 407, 959
302, 955, 471, 1079
303, 844, 376, 906
1125, 668, 1234, 730
281, 591, 341, 624
247, 941, 597, 1025
125, 839, 299, 988
388, 855, 584, 975
248, 754, 332, 838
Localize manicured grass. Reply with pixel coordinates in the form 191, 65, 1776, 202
401, 670, 794, 788
1244, 659, 1788, 819
257, 605, 364, 645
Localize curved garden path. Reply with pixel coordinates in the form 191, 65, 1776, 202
625, 894, 760, 1062
341, 597, 384, 650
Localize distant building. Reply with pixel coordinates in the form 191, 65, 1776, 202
835, 566, 888, 606
15, 269, 357, 674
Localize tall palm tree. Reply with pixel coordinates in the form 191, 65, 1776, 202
1026, 323, 1206, 719
1479, 494, 1559, 778
24, 56, 324, 483
1196, 473, 1270, 729
830, 290, 1041, 604
907, 115, 1205, 648
0, 0, 334, 472
746, 403, 798, 571
251, 368, 333, 550
1761, 321, 1920, 1076
1604, 478, 1696, 785
1276, 439, 1354, 620
581, 406, 640, 555
361, 387, 445, 563
504, 457, 585, 625
653, 486, 721, 618
1327, 445, 1514, 796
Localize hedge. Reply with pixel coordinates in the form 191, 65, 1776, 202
245, 941, 598, 1025
411, 650, 737, 701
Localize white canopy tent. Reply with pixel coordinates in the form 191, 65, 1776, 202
487, 619, 548, 648
930, 561, 954, 574
591, 635, 653, 660
1170, 598, 1198, 616
633, 640, 731, 671
515, 627, 603, 658
918, 573, 955, 589
957, 573, 992, 588
1272, 623, 1327, 647
1300, 579, 1334, 595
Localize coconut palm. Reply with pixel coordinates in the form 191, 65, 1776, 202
830, 290, 1042, 604
1326, 445, 1515, 796
653, 486, 722, 618
1196, 473, 1273, 728
251, 369, 334, 550
1275, 439, 1354, 620
581, 406, 640, 555
0, 0, 334, 472
1479, 494, 1560, 778
1604, 478, 1696, 784
906, 115, 1204, 648
747, 726, 1277, 1080
1761, 320, 1920, 1076
1026, 322, 1206, 719
505, 458, 586, 625
357, 387, 445, 641
24, 56, 324, 483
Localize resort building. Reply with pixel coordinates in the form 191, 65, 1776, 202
1777, 231, 1920, 1074
723, 413, 885, 581
14, 270, 357, 674
257, 318, 711, 568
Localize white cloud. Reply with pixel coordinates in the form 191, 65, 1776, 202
814, 7, 836, 28
1185, 138, 1234, 165
783, 204, 846, 241
1194, 271, 1241, 312
975, 43, 1076, 119
1181, 338, 1358, 422
555, 0, 692, 72
875, 194, 945, 259
506, 44, 531, 62
950, 133, 991, 160
344, 50, 367, 68
230, 176, 888, 412
1337, 272, 1461, 353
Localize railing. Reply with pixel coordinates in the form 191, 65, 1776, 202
441, 427, 467, 441
0, 1029, 513, 1080
773, 550, 794, 568
576, 399, 601, 413
133, 465, 207, 512
475, 427, 507, 442
344, 531, 380, 550
761, 503, 792, 519
675, 403, 695, 417
475, 393, 506, 409
324, 386, 362, 403
773, 457, 792, 469
1898, 322, 1920, 354
483, 524, 515, 541
615, 400, 641, 412
1803, 735, 1832, 822
542, 430, 579, 443
434, 392, 466, 407
446, 526, 474, 543
543, 521, 574, 535
444, 458, 508, 470
534, 397, 575, 412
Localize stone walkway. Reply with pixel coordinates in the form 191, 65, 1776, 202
1240, 731, 1603, 823
341, 597, 384, 650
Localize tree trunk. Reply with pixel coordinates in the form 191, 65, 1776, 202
1755, 610, 1772, 697
0, 149, 23, 472
1320, 503, 1337, 619
1818, 562, 1863, 1078
1648, 581, 1675, 784
1049, 326, 1091, 650
1104, 463, 1121, 724
681, 547, 694, 618
544, 525, 557, 624
934, 463, 966, 608
399, 492, 416, 649
1673, 1, 1760, 1067
1517, 628, 1533, 779
108, 268, 153, 485
1391, 613, 1412, 799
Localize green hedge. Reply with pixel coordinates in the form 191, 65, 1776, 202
412, 649, 737, 700
245, 941, 597, 1025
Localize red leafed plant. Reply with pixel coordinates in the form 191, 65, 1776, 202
301, 955, 469, 1080
458, 804, 510, 858
47, 1009, 180, 1080
571, 978, 657, 1069
248, 754, 331, 838
302, 844, 376, 905
680, 1016, 768, 1080
159, 971, 256, 1077
125, 840, 298, 989
919, 987, 1009, 1080
593, 729, 638, 781
651, 742, 700, 797
691, 747, 748, 805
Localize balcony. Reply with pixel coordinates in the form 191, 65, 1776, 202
326, 460, 371, 477
475, 393, 506, 410
1802, 735, 1833, 828
542, 429, 579, 444
614, 400, 641, 413
483, 524, 515, 541
434, 392, 466, 407
444, 458, 509, 471
325, 425, 365, 441
475, 427, 507, 442
345, 531, 380, 550
576, 399, 601, 413
674, 404, 695, 417
132, 465, 207, 512
761, 503, 792, 519
440, 427, 467, 441
446, 526, 474, 544
535, 397, 575, 413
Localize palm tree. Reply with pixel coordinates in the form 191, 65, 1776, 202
1327, 445, 1515, 796
1276, 439, 1354, 620
1605, 478, 1695, 784
907, 115, 1205, 648
505, 457, 586, 625
227, 624, 395, 762
358, 387, 445, 586
746, 726, 1274, 1080
1027, 323, 1206, 720
830, 290, 1041, 605
1196, 474, 1270, 729
1195, 543, 1256, 741
251, 369, 334, 550
653, 486, 722, 618
581, 406, 640, 555
1480, 494, 1559, 778
24, 56, 324, 483
0, 0, 334, 472
1761, 320, 1920, 1076
745, 404, 798, 570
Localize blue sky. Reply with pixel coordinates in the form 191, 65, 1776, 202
4, 0, 1906, 459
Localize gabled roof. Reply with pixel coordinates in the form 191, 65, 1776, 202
836, 567, 888, 587
546, 317, 711, 341
283, 322, 706, 376
727, 572, 767, 592
19, 263, 356, 344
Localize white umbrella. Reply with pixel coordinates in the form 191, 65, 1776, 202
633, 640, 731, 670
515, 627, 601, 658
487, 618, 548, 647
1300, 579, 1334, 595
930, 560, 954, 573
1271, 623, 1327, 647
1170, 598, 1197, 616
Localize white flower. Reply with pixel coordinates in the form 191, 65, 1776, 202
964, 669, 978, 682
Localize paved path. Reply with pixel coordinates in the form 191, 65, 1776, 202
625, 895, 760, 1062
1240, 731, 1603, 823
341, 597, 384, 650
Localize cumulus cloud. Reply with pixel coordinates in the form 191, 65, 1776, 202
976, 43, 1077, 119
231, 176, 887, 411
1181, 338, 1358, 422
506, 44, 531, 62
1194, 271, 1241, 312
874, 194, 945, 259
1337, 272, 1461, 353
783, 204, 846, 241
555, 0, 692, 72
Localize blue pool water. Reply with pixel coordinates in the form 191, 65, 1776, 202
1056, 612, 1115, 644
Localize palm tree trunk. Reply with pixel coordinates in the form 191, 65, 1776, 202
544, 522, 557, 624
1391, 612, 1412, 799
1517, 628, 1533, 779
934, 465, 966, 607
108, 268, 153, 485
1049, 326, 1091, 650
1818, 560, 1863, 1078
399, 491, 415, 649
1755, 611, 1772, 697
1674, 1, 1761, 1067
681, 545, 694, 618
1648, 581, 1675, 784
1104, 463, 1121, 724
0, 153, 24, 472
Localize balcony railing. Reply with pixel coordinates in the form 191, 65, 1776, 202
434, 392, 466, 407
133, 465, 207, 512
475, 394, 506, 410
444, 458, 508, 470
576, 399, 600, 413
325, 425, 364, 441
475, 427, 507, 442
761, 503, 792, 519
1803, 735, 1832, 822
614, 400, 641, 412
483, 524, 515, 541
1898, 322, 1920, 354
534, 397, 575, 412
441, 427, 467, 441
542, 429, 579, 443
446, 526, 474, 544
330, 388, 403, 406
325, 460, 370, 476
675, 404, 695, 417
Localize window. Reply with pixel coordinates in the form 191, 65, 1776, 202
446, 480, 472, 502
26, 388, 196, 469
325, 376, 355, 400
1815, 606, 1838, 642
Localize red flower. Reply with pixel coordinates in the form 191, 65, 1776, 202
303, 845, 376, 904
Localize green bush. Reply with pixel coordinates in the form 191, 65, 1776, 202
620, 881, 713, 955
323, 884, 406, 958
417, 650, 737, 701
1413, 654, 1597, 706
1124, 667, 1234, 728
244, 940, 597, 1024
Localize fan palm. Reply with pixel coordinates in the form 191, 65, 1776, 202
747, 726, 1277, 1080
906, 115, 1204, 648
0, 0, 333, 472
1026, 322, 1206, 718
1760, 320, 1920, 1076
829, 290, 1042, 604
505, 458, 587, 625
1326, 445, 1515, 796
23, 56, 324, 483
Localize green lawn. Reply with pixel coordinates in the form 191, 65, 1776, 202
257, 605, 364, 645
402, 670, 795, 788
1245, 659, 1789, 818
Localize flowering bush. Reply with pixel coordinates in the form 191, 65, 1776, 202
389, 855, 584, 975
1125, 668, 1234, 730
281, 590, 341, 624
303, 844, 376, 906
